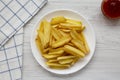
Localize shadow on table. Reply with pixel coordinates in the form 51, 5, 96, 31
100, 13, 120, 27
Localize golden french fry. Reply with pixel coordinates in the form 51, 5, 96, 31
66, 19, 82, 26
81, 26, 85, 31
71, 57, 79, 65
52, 37, 71, 48
49, 33, 52, 47
49, 49, 64, 55
46, 62, 70, 69
59, 23, 83, 30
52, 37, 56, 44
64, 45, 85, 58
71, 39, 86, 53
59, 59, 74, 64
60, 29, 71, 33
49, 66, 69, 69
52, 27, 62, 40
77, 26, 85, 32
81, 32, 90, 54
70, 30, 83, 41
43, 20, 51, 48
51, 16, 66, 25
59, 30, 70, 37
48, 59, 58, 63
43, 48, 50, 53
52, 25, 58, 28
57, 56, 75, 60
49, 47, 63, 51
35, 36, 43, 54
43, 54, 60, 59
67, 42, 75, 47
37, 30, 45, 49
39, 21, 44, 32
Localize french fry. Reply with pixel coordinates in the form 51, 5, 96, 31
59, 23, 83, 30
39, 21, 44, 32
37, 21, 45, 48
59, 30, 70, 37
52, 37, 56, 44
66, 19, 82, 26
43, 54, 60, 59
81, 32, 90, 54
52, 25, 58, 28
35, 35, 43, 54
52, 37, 71, 48
43, 48, 50, 53
52, 27, 62, 40
49, 66, 69, 69
60, 29, 71, 33
77, 26, 85, 32
51, 16, 66, 25
37, 30, 45, 49
57, 56, 75, 60
59, 59, 73, 64
49, 32, 52, 47
48, 49, 64, 55
81, 26, 85, 31
46, 62, 70, 69
43, 20, 51, 48
64, 45, 85, 58
71, 57, 79, 65
67, 42, 75, 47
70, 30, 83, 41
48, 59, 58, 63
71, 39, 86, 53
49, 47, 63, 51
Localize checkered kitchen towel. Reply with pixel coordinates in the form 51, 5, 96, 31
0, 0, 47, 80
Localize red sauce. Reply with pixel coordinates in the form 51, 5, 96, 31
101, 0, 120, 19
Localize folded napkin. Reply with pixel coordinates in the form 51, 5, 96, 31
0, 0, 47, 80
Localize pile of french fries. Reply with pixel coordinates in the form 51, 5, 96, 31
35, 16, 90, 69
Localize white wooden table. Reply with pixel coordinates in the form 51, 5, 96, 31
23, 0, 120, 80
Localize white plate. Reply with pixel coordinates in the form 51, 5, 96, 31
31, 9, 96, 75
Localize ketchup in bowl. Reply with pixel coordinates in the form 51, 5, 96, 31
101, 0, 120, 19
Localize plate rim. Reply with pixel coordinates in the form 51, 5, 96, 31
30, 9, 96, 75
